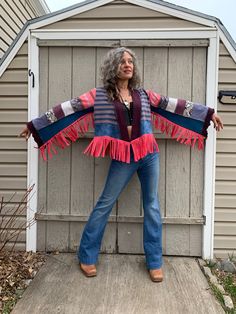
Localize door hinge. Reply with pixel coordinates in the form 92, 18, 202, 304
202, 215, 206, 225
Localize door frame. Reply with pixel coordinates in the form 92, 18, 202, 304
27, 28, 219, 259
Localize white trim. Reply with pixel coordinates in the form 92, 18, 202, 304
31, 28, 217, 40
127, 0, 216, 27
38, 0, 51, 14
26, 34, 39, 252
0, 30, 29, 77
202, 35, 219, 260
28, 0, 112, 30
218, 28, 236, 63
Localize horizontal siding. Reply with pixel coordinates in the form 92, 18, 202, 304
1, 215, 26, 228
0, 111, 27, 123
0, 151, 27, 163
0, 190, 28, 202
219, 56, 236, 69
215, 181, 236, 194
0, 70, 28, 82
0, 97, 28, 110
215, 195, 236, 209
0, 124, 28, 136
216, 126, 236, 139
215, 222, 236, 235
0, 203, 26, 216
18, 42, 28, 55
219, 43, 230, 56
214, 236, 236, 249
218, 70, 236, 84
0, 177, 27, 189
0, 138, 26, 150
214, 37, 236, 258
215, 207, 236, 219
216, 154, 236, 167
8, 55, 28, 69
0, 83, 28, 96
0, 230, 26, 243
0, 164, 27, 176
215, 167, 236, 180
0, 41, 29, 250
217, 111, 236, 124
216, 140, 236, 152
0, 1, 45, 56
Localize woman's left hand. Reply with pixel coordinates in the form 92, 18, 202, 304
211, 113, 223, 131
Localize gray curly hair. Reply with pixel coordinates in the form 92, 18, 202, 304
100, 47, 141, 101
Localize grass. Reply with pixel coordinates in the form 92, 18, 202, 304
222, 274, 236, 305
205, 257, 236, 313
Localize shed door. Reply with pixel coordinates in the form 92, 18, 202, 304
37, 40, 207, 256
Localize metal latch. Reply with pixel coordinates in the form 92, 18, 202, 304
28, 69, 35, 88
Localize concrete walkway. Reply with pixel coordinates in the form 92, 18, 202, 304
12, 254, 224, 314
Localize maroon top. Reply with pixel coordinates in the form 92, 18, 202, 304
113, 90, 142, 141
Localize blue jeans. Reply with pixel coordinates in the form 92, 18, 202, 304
77, 152, 162, 270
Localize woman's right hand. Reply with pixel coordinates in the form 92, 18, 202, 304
19, 126, 31, 140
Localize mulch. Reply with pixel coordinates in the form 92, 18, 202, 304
0, 250, 46, 313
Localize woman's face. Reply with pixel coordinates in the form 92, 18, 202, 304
117, 51, 134, 81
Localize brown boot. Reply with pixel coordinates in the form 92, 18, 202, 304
79, 263, 97, 277
149, 268, 163, 282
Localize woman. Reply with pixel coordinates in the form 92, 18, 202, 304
20, 47, 223, 282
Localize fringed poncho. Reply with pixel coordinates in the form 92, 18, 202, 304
27, 87, 214, 163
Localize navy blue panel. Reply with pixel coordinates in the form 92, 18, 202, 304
151, 106, 203, 134
39, 107, 93, 143
95, 123, 120, 138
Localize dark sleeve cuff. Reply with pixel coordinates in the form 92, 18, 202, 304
27, 121, 44, 148
202, 107, 215, 137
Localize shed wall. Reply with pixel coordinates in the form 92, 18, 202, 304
214, 42, 236, 258
0, 42, 28, 250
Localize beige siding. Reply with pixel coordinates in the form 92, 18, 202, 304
42, 1, 205, 30
0, 42, 28, 250
0, 0, 48, 58
214, 41, 236, 258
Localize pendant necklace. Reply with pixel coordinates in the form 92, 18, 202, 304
119, 91, 131, 109
123, 99, 130, 109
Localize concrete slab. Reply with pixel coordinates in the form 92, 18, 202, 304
12, 254, 224, 314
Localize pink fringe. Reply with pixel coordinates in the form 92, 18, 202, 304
39, 113, 94, 161
84, 134, 159, 163
152, 113, 205, 150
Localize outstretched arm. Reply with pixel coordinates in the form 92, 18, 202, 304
19, 88, 96, 160
147, 90, 223, 149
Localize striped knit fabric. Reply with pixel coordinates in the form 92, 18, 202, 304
27, 87, 214, 163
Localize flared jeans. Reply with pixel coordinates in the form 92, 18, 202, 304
77, 152, 162, 270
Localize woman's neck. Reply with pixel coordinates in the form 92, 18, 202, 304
117, 80, 129, 91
